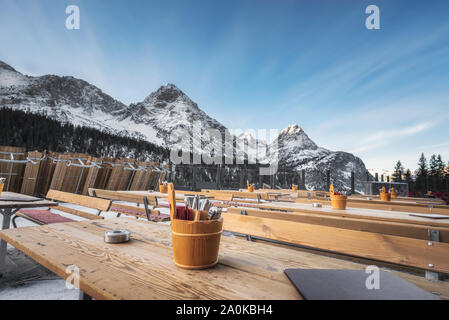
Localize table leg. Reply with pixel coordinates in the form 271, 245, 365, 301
79, 290, 92, 300
0, 208, 12, 277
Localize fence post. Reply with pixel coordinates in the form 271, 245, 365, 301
192, 165, 197, 191
326, 170, 330, 191
375, 173, 378, 182
351, 171, 355, 195
215, 165, 220, 189
301, 169, 305, 189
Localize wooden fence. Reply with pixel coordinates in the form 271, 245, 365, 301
0, 146, 165, 196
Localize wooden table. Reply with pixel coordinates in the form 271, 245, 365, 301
1, 218, 448, 299
0, 192, 57, 276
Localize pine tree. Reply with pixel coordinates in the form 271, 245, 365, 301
404, 169, 413, 194
436, 155, 445, 175
392, 160, 404, 182
429, 154, 438, 176
416, 153, 428, 193
417, 153, 428, 176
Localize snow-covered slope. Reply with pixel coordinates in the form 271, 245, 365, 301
0, 60, 147, 140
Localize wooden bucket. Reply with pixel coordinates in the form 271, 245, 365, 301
247, 186, 254, 192
159, 184, 168, 193
380, 192, 391, 201
330, 194, 347, 210
171, 212, 223, 269
390, 189, 398, 199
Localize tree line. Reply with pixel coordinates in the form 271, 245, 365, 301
391, 153, 449, 194
0, 107, 170, 161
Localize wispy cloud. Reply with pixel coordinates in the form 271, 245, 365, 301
350, 121, 436, 153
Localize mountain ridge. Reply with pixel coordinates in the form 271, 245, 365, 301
0, 60, 370, 192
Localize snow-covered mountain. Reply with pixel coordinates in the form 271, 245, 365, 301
122, 84, 233, 155
0, 60, 370, 192
267, 124, 368, 192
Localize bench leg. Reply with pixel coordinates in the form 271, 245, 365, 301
11, 215, 20, 228
0, 209, 12, 277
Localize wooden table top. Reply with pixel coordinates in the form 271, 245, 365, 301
1, 218, 448, 300
118, 190, 449, 227
249, 201, 449, 228
0, 192, 57, 210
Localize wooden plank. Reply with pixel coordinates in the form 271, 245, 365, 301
81, 157, 102, 195
109, 203, 161, 216
226, 207, 449, 243
53, 205, 104, 220
203, 189, 268, 200
20, 151, 45, 196
49, 154, 70, 191
0, 192, 57, 209
0, 219, 299, 300
46, 190, 111, 212
104, 159, 135, 191
60, 153, 89, 193
37, 151, 58, 196
293, 196, 449, 215
14, 211, 46, 225
108, 203, 168, 221
222, 213, 449, 274
0, 146, 26, 193
247, 201, 449, 228
88, 188, 158, 206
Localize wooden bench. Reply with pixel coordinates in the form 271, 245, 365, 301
222, 210, 449, 276
226, 207, 449, 243
88, 188, 169, 222
13, 190, 110, 227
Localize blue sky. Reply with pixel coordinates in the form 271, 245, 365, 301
1, 0, 449, 172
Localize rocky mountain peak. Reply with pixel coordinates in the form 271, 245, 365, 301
280, 124, 302, 135
0, 61, 17, 73
275, 124, 318, 150
143, 83, 196, 108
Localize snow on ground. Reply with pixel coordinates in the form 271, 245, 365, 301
0, 69, 30, 87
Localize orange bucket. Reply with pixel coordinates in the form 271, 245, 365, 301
390, 189, 398, 199
159, 184, 168, 193
380, 192, 391, 201
247, 185, 254, 192
168, 184, 223, 269
292, 184, 298, 191
0, 182, 4, 196
330, 194, 347, 210
171, 214, 223, 269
